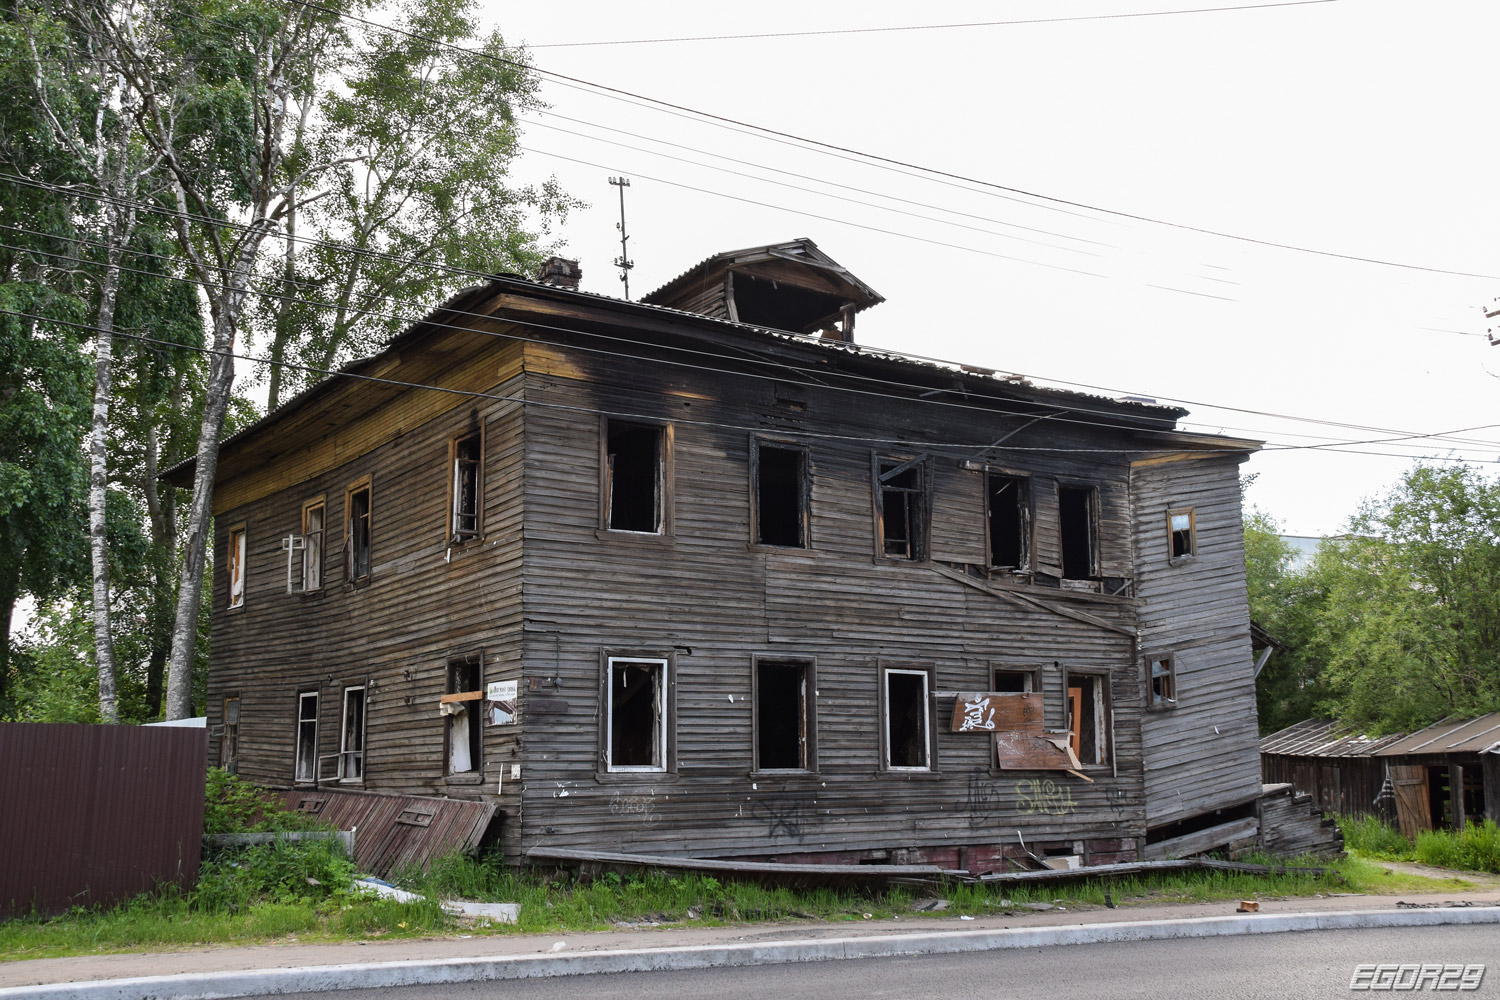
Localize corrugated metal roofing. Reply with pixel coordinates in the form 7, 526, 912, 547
280, 788, 495, 876
1373, 713, 1500, 757
1259, 718, 1408, 757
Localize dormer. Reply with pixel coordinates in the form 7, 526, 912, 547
642, 238, 883, 343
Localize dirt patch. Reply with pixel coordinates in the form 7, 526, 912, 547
1372, 860, 1500, 889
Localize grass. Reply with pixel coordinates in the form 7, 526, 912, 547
1342, 815, 1500, 874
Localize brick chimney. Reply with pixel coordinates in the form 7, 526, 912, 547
536, 256, 581, 290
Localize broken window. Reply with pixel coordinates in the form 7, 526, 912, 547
227, 525, 246, 608
755, 659, 814, 770
753, 441, 809, 547
1148, 656, 1177, 709
340, 686, 366, 781
221, 697, 240, 771
992, 668, 1036, 693
301, 500, 324, 590
883, 667, 932, 770
1168, 508, 1196, 562
987, 474, 1031, 570
606, 657, 667, 771
294, 691, 318, 784
451, 433, 481, 542
605, 421, 665, 533
345, 480, 371, 583
1066, 673, 1109, 766
1058, 485, 1099, 580
445, 657, 482, 775
875, 457, 927, 560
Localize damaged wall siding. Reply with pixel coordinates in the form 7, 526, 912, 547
1130, 454, 1262, 829
205, 348, 528, 858
518, 345, 1148, 859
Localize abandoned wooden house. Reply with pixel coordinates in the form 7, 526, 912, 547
173, 237, 1276, 871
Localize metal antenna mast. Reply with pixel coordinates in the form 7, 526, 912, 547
609, 176, 634, 300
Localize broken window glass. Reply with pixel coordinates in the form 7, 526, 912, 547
878, 458, 926, 560
607, 422, 663, 533
452, 434, 481, 541
1058, 485, 1099, 580
608, 658, 666, 770
884, 668, 931, 769
1149, 656, 1176, 708
756, 660, 811, 769
987, 474, 1031, 570
1169, 508, 1195, 561
755, 443, 808, 547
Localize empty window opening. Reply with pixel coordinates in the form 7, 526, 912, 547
756, 660, 811, 770
221, 697, 240, 770
340, 686, 366, 781
1059, 486, 1099, 580
227, 526, 246, 608
295, 692, 318, 783
1169, 508, 1196, 561
447, 658, 482, 774
607, 657, 666, 770
302, 500, 324, 590
878, 458, 926, 560
883, 668, 931, 770
992, 669, 1036, 693
1149, 656, 1176, 708
606, 422, 662, 533
452, 434, 481, 541
731, 272, 848, 335
346, 483, 371, 582
1066, 674, 1108, 766
756, 444, 807, 547
987, 474, 1031, 569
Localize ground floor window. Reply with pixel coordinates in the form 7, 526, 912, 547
221, 696, 240, 771
1066, 673, 1109, 765
340, 685, 366, 780
606, 656, 668, 771
883, 667, 932, 770
446, 657, 482, 774
294, 691, 318, 783
755, 658, 814, 770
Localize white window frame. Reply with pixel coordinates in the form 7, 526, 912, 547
294, 691, 318, 784
339, 685, 366, 781
882, 667, 932, 771
604, 656, 668, 772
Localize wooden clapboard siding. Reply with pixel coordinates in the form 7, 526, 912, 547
516, 346, 1150, 859
1130, 453, 1263, 828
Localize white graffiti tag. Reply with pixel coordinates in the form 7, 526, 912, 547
958, 698, 996, 732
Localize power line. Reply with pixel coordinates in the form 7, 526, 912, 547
527, 1, 1343, 48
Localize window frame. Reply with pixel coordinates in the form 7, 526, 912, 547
339, 684, 367, 782
985, 470, 1034, 572
445, 655, 483, 777
448, 429, 484, 545
1167, 507, 1197, 563
1063, 669, 1111, 767
991, 664, 1040, 694
879, 663, 936, 772
751, 655, 817, 773
301, 497, 326, 593
220, 695, 241, 771
226, 523, 247, 610
872, 454, 931, 562
749, 436, 811, 549
343, 476, 372, 585
600, 417, 674, 536
600, 652, 675, 774
294, 690, 319, 785
1057, 482, 1101, 581
1146, 654, 1178, 710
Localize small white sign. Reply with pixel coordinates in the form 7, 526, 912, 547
486, 680, 518, 726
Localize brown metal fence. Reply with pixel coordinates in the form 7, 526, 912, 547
0, 722, 207, 917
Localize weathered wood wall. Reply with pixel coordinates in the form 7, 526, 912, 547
1130, 454, 1263, 829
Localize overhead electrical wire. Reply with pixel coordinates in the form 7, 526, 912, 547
6, 217, 1498, 461
526, 1, 1343, 48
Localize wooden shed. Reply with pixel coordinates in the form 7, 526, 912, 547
173, 238, 1267, 871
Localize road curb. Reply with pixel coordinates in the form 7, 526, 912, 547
4, 906, 1498, 1000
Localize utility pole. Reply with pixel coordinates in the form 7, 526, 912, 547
609, 176, 634, 299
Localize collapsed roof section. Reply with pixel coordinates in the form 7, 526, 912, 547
642, 237, 884, 342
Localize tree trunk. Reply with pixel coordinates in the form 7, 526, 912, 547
0, 568, 17, 711
266, 197, 297, 411
89, 229, 126, 725
142, 417, 173, 718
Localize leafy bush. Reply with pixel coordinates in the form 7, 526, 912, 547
203, 768, 327, 835
195, 840, 357, 913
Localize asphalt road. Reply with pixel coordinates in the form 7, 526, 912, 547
284, 924, 1500, 1000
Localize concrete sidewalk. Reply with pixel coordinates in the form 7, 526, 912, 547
4, 888, 1499, 1000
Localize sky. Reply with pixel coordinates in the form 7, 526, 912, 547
473, 0, 1500, 536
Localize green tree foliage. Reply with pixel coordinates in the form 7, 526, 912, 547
1244, 507, 1333, 734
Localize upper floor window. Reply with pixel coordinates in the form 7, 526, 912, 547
345, 478, 371, 583
987, 473, 1032, 571
226, 524, 247, 609
604, 420, 667, 534
875, 456, 928, 560
284, 498, 324, 593
451, 432, 482, 543
1058, 484, 1099, 580
752, 440, 809, 547
1148, 655, 1177, 709
1168, 508, 1196, 562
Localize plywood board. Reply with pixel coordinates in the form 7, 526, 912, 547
949, 692, 1044, 733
